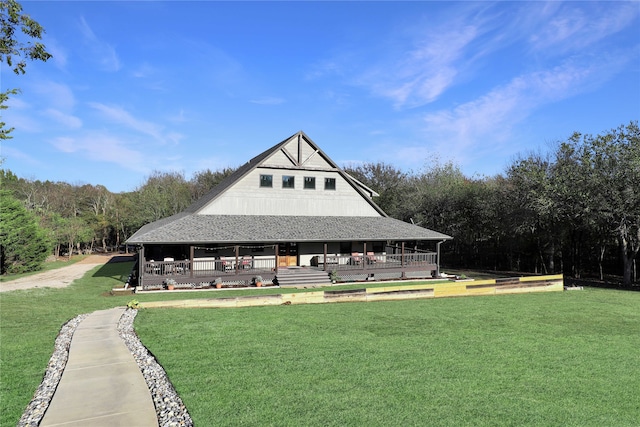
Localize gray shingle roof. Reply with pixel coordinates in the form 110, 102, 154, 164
127, 215, 451, 244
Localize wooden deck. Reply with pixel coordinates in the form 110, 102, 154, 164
137, 251, 438, 290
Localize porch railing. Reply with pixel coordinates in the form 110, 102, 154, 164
141, 250, 436, 287
314, 251, 437, 272
143, 256, 276, 279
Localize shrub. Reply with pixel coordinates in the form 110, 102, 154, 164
0, 190, 51, 274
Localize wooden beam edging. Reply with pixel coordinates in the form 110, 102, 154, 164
139, 275, 564, 309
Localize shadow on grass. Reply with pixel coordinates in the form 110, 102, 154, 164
90, 254, 136, 282
566, 277, 640, 292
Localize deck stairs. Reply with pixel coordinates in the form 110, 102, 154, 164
276, 267, 332, 288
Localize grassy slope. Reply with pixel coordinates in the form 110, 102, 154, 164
0, 262, 442, 425
135, 289, 640, 426
1, 261, 638, 426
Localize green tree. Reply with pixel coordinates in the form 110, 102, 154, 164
503, 152, 558, 273
587, 122, 640, 285
0, 189, 51, 274
133, 171, 192, 225
0, 0, 51, 139
343, 162, 414, 220
190, 167, 236, 201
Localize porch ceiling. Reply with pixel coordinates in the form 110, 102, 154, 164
127, 214, 452, 245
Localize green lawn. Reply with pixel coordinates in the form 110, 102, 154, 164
0, 260, 135, 426
1, 261, 638, 426
0, 261, 444, 425
135, 289, 640, 427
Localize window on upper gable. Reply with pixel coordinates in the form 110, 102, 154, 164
324, 177, 336, 190
260, 174, 273, 188
282, 175, 295, 188
304, 176, 316, 189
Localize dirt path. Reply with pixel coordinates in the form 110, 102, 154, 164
0, 255, 133, 293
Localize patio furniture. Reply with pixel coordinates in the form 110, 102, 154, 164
349, 252, 362, 265
240, 255, 252, 269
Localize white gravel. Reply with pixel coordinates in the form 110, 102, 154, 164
13, 255, 193, 426
19, 309, 193, 427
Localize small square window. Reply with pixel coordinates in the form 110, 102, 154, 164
282, 175, 295, 188
304, 176, 316, 189
260, 174, 273, 188
324, 177, 336, 190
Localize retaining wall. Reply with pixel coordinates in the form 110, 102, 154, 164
141, 274, 564, 309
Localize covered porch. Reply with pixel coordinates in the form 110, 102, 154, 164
135, 241, 443, 290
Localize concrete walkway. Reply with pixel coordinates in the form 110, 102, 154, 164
40, 308, 158, 427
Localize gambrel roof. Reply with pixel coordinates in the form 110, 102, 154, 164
128, 131, 452, 245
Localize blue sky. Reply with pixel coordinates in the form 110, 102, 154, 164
2, 1, 639, 193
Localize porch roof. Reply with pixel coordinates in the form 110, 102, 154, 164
127, 214, 452, 245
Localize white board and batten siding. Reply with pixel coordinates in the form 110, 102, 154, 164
197, 168, 380, 217
266, 135, 329, 169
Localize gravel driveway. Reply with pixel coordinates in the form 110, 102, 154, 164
0, 255, 133, 292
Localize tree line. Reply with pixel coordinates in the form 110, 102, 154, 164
347, 121, 639, 285
1, 122, 638, 285
0, 168, 234, 274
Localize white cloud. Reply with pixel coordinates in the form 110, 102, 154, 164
78, 16, 121, 72
44, 109, 82, 129
88, 102, 164, 141
0, 144, 42, 166
360, 23, 480, 109
131, 62, 157, 78
51, 136, 77, 153
249, 97, 285, 106
529, 3, 639, 54
51, 133, 148, 172
33, 81, 76, 111
3, 110, 43, 133
416, 54, 629, 169
165, 132, 185, 146
44, 38, 68, 70
168, 109, 187, 124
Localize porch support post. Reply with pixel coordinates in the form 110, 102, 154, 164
323, 243, 328, 272
189, 245, 194, 279
138, 245, 145, 289
363, 242, 367, 270
436, 240, 445, 278
275, 244, 279, 274
401, 242, 406, 279
235, 245, 239, 275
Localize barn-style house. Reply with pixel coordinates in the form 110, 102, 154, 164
127, 131, 452, 289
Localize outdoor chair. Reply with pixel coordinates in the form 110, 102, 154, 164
240, 255, 252, 269
219, 257, 233, 272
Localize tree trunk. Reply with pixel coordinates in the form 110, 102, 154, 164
619, 223, 640, 286
598, 244, 606, 281
623, 254, 633, 285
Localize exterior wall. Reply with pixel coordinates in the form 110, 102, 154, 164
197, 168, 381, 216
193, 246, 276, 258
298, 242, 386, 266
264, 150, 294, 168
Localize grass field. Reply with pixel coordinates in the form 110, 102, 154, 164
135, 290, 640, 426
1, 260, 638, 426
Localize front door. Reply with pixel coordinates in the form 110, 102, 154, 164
278, 243, 298, 267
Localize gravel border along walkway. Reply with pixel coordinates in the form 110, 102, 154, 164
19, 308, 193, 427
